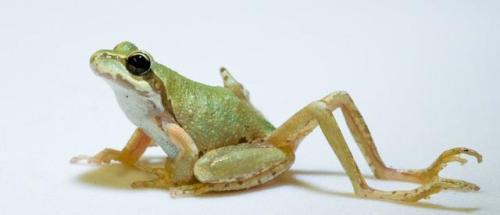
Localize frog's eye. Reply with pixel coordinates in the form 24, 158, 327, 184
126, 53, 151, 76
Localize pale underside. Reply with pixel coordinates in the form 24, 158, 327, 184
108, 80, 180, 158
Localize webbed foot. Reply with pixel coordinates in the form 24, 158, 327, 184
422, 147, 482, 181
378, 147, 482, 188
131, 177, 172, 189
130, 164, 174, 189
169, 184, 211, 197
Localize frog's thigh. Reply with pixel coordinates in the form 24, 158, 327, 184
194, 144, 290, 184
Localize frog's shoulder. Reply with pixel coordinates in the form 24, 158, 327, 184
157, 66, 238, 101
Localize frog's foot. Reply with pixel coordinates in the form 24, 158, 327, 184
130, 171, 209, 195
132, 162, 167, 177
423, 147, 482, 182
169, 183, 211, 197
70, 148, 121, 165
130, 164, 175, 189
71, 129, 152, 165
378, 147, 482, 186
360, 177, 479, 202
131, 178, 212, 196
131, 177, 172, 189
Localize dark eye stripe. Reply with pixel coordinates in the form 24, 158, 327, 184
126, 53, 151, 76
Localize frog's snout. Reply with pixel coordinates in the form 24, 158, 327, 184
89, 50, 124, 72
89, 50, 106, 71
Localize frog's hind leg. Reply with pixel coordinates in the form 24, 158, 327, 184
265, 91, 481, 202
71, 128, 152, 165
321, 92, 482, 186
169, 143, 294, 196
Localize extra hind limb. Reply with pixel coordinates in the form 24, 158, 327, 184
266, 91, 482, 202
219, 67, 251, 102
219, 67, 268, 118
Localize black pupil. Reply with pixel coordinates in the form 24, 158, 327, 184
126, 54, 151, 75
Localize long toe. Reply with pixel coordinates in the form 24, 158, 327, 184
439, 178, 480, 192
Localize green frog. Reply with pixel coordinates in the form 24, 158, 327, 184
72, 41, 482, 201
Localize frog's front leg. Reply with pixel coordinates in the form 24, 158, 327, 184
71, 128, 152, 165
131, 123, 199, 188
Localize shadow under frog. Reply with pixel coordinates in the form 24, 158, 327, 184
75, 156, 480, 213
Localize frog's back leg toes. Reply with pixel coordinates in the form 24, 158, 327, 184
378, 147, 482, 185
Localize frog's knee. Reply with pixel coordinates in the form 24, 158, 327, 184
193, 144, 288, 183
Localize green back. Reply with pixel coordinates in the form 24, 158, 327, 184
155, 65, 275, 152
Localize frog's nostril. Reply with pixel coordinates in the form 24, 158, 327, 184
90, 51, 103, 63
89, 50, 108, 70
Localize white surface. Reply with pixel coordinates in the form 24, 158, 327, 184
1, 0, 499, 214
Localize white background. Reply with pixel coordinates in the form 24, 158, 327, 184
1, 1, 499, 214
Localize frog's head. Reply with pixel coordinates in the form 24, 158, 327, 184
90, 41, 160, 96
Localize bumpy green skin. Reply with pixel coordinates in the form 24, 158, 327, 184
152, 65, 275, 153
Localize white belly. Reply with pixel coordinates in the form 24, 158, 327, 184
108, 82, 179, 158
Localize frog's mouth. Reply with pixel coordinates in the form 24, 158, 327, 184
90, 50, 154, 96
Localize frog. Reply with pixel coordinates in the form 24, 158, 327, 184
72, 41, 483, 202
